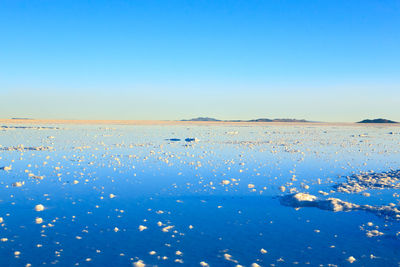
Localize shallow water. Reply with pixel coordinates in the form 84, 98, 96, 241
0, 124, 399, 266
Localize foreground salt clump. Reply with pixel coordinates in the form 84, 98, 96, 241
280, 193, 400, 219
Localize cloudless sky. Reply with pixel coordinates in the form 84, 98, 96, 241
1, 0, 399, 121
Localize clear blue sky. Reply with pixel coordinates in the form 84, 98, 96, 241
1, 0, 399, 121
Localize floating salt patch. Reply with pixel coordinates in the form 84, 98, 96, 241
114, 227, 119, 232
335, 169, 400, 193
162, 226, 174, 232
248, 184, 255, 189
260, 248, 267, 254
35, 218, 43, 224
318, 190, 329, 196
346, 256, 356, 263
133, 260, 145, 267
221, 180, 230, 185
366, 230, 383, 237
12, 182, 24, 187
199, 261, 209, 267
1, 166, 12, 171
35, 204, 45, 212
280, 193, 400, 219
2, 145, 53, 151
28, 172, 44, 179
223, 253, 237, 263
109, 194, 116, 199
138, 225, 147, 231
304, 184, 310, 190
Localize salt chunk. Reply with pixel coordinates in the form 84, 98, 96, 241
138, 225, 147, 231
133, 260, 146, 267
346, 256, 356, 263
35, 204, 45, 212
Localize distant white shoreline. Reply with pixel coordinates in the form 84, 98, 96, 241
1, 119, 399, 127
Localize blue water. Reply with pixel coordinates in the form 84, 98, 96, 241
0, 124, 399, 266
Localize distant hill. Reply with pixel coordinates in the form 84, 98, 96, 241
358, 118, 398, 124
183, 117, 310, 123
247, 118, 273, 122
182, 117, 221, 122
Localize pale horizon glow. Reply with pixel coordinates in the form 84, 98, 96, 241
1, 0, 399, 122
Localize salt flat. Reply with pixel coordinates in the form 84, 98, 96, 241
0, 123, 399, 266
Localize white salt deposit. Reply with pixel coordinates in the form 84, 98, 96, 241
138, 225, 147, 231
346, 256, 356, 263
34, 204, 45, 212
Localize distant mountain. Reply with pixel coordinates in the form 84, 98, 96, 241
247, 118, 273, 122
182, 117, 310, 123
358, 118, 398, 124
182, 117, 221, 122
